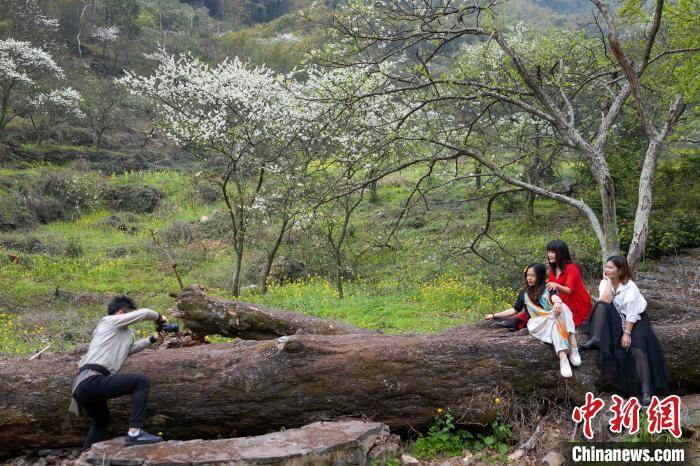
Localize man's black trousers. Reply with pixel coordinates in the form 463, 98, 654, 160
73, 373, 150, 450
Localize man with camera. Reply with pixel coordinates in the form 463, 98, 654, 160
69, 295, 171, 450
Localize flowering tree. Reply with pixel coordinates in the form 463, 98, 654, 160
0, 38, 83, 135
316, 0, 696, 268
291, 65, 411, 298
119, 52, 309, 296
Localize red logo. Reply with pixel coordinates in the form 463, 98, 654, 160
572, 392, 605, 439
608, 394, 641, 434
647, 395, 682, 438
573, 393, 683, 439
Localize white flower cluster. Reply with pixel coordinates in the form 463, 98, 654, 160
35, 15, 60, 30
92, 25, 121, 43
118, 50, 304, 149
32, 87, 85, 119
0, 38, 64, 85
0, 38, 83, 121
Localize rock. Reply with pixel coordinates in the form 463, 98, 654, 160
542, 451, 565, 466
681, 394, 700, 433
401, 453, 421, 466
267, 256, 307, 284
37, 448, 63, 456
366, 424, 400, 465
460, 450, 475, 465
104, 184, 164, 213
80, 420, 386, 465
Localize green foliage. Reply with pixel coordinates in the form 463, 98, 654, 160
577, 116, 700, 258
411, 409, 512, 460
102, 0, 141, 36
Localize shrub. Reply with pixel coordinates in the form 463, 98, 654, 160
195, 181, 220, 204
104, 184, 164, 213
0, 195, 38, 231
620, 210, 700, 258
98, 213, 139, 234
39, 171, 104, 219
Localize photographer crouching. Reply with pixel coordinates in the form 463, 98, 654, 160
69, 295, 176, 450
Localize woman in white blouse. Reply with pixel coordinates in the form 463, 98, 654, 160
580, 255, 670, 406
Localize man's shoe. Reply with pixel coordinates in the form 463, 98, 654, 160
579, 338, 600, 351
124, 431, 163, 446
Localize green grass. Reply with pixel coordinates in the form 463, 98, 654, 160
245, 274, 510, 334
0, 160, 600, 356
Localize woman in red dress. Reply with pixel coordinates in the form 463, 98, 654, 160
545, 240, 591, 327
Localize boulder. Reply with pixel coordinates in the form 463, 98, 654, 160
78, 421, 388, 466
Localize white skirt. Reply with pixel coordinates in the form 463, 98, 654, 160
527, 303, 575, 353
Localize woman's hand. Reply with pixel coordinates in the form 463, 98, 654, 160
485, 313, 496, 320
552, 303, 561, 318
546, 282, 559, 291
621, 333, 631, 350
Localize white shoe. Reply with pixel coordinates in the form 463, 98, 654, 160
569, 348, 581, 367
560, 359, 572, 378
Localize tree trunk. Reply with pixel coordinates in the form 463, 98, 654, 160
170, 285, 379, 339
1, 318, 697, 453
260, 217, 290, 294
598, 173, 620, 263
627, 95, 685, 270
231, 243, 243, 297
369, 179, 379, 203
334, 257, 344, 299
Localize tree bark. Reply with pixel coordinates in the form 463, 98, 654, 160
0, 313, 697, 453
627, 94, 685, 270
170, 285, 379, 339
260, 216, 291, 294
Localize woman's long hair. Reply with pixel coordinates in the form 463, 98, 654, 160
524, 263, 548, 304
606, 254, 634, 283
547, 239, 572, 274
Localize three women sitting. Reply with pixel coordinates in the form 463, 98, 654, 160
486, 251, 670, 406
485, 263, 581, 377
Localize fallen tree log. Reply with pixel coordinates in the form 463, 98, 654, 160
169, 285, 379, 339
1, 313, 698, 453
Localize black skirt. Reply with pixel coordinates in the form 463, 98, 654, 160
586, 301, 670, 396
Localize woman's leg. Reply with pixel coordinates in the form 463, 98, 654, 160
494, 315, 521, 331
630, 347, 652, 402
580, 301, 610, 349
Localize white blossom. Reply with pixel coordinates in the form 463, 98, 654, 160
92, 25, 120, 42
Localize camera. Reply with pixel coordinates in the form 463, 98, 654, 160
156, 322, 180, 333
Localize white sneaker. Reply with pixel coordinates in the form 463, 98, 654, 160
560, 359, 572, 378
569, 348, 581, 367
